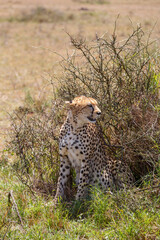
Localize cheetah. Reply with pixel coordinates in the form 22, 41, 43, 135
54, 96, 133, 202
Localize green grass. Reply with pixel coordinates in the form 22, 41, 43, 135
0, 157, 160, 240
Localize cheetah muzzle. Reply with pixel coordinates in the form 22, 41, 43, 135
87, 116, 96, 123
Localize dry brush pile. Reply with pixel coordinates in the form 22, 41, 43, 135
8, 25, 160, 195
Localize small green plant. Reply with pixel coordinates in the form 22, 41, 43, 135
88, 186, 160, 239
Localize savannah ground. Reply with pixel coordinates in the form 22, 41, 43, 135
0, 0, 160, 239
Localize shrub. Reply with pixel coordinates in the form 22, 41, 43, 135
58, 25, 160, 181
8, 96, 65, 195
8, 25, 160, 196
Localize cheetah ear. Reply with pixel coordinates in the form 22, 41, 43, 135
65, 100, 72, 108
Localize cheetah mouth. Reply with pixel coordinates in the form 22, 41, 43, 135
87, 116, 96, 123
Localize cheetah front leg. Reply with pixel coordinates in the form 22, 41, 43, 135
75, 166, 81, 185
76, 162, 90, 200
54, 156, 71, 203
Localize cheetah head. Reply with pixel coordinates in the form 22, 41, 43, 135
66, 96, 101, 126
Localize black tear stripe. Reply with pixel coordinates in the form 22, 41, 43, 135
91, 106, 94, 114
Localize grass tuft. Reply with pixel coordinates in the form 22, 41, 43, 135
0, 161, 159, 239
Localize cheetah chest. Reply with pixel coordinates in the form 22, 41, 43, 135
60, 131, 85, 169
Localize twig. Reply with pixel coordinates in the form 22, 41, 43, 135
13, 171, 35, 196
8, 191, 24, 227
133, 184, 160, 193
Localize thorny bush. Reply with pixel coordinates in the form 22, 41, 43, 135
8, 25, 160, 195
8, 98, 65, 195
58, 25, 160, 181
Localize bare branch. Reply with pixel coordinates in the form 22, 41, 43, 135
8, 191, 24, 227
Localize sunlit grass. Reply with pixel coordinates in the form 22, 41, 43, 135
0, 158, 159, 239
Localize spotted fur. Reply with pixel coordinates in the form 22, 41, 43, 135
54, 96, 133, 202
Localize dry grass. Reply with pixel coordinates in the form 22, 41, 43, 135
0, 0, 160, 149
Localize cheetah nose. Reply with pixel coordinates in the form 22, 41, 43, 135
97, 111, 101, 115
